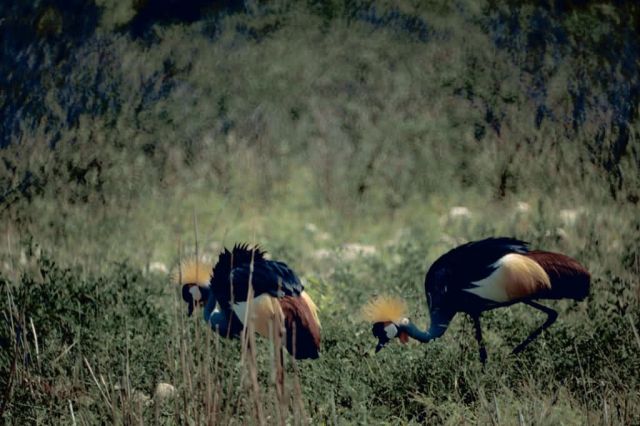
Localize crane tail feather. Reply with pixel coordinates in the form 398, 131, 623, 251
279, 295, 321, 359
524, 251, 590, 300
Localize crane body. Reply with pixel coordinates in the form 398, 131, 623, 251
366, 237, 590, 363
180, 244, 321, 360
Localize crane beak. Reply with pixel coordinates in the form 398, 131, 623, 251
182, 284, 198, 317
375, 337, 388, 352
372, 322, 391, 353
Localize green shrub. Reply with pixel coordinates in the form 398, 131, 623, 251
1, 249, 170, 422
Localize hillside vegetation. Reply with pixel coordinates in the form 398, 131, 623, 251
1, 1, 639, 424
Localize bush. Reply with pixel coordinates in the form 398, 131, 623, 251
1, 249, 170, 422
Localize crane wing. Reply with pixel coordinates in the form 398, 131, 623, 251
463, 253, 551, 303
227, 260, 304, 301
211, 244, 301, 302
430, 237, 545, 304
449, 237, 530, 285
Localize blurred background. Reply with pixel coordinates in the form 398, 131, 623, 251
1, 1, 639, 423
1, 0, 638, 267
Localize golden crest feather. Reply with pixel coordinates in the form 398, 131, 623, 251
173, 259, 211, 286
360, 295, 407, 323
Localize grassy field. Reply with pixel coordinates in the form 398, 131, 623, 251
1, 1, 639, 424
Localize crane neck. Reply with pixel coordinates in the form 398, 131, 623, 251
203, 292, 231, 337
202, 288, 216, 322
399, 310, 454, 343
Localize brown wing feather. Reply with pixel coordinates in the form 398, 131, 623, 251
525, 251, 590, 300
278, 295, 321, 360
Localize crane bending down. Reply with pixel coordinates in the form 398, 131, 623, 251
363, 237, 590, 364
178, 244, 321, 360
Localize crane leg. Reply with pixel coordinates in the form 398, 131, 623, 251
272, 318, 286, 401
275, 344, 285, 400
512, 301, 558, 354
471, 315, 487, 365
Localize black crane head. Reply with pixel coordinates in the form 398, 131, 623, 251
361, 295, 410, 352
175, 260, 212, 317
372, 320, 409, 352
181, 283, 210, 316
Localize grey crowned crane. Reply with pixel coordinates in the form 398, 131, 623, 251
362, 237, 590, 364
178, 244, 321, 360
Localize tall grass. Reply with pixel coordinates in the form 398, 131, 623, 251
2, 208, 639, 424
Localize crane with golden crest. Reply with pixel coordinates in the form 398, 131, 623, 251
177, 244, 321, 360
362, 237, 590, 364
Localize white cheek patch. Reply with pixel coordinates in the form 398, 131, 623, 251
384, 323, 398, 339
189, 286, 202, 302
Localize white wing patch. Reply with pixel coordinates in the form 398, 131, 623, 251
232, 294, 284, 338
463, 253, 550, 303
232, 301, 247, 324
464, 261, 510, 302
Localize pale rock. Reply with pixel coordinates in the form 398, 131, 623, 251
304, 223, 319, 233
316, 232, 331, 242
449, 206, 472, 219
559, 209, 581, 226
311, 249, 333, 260
154, 383, 176, 401
341, 243, 377, 261
149, 262, 168, 274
